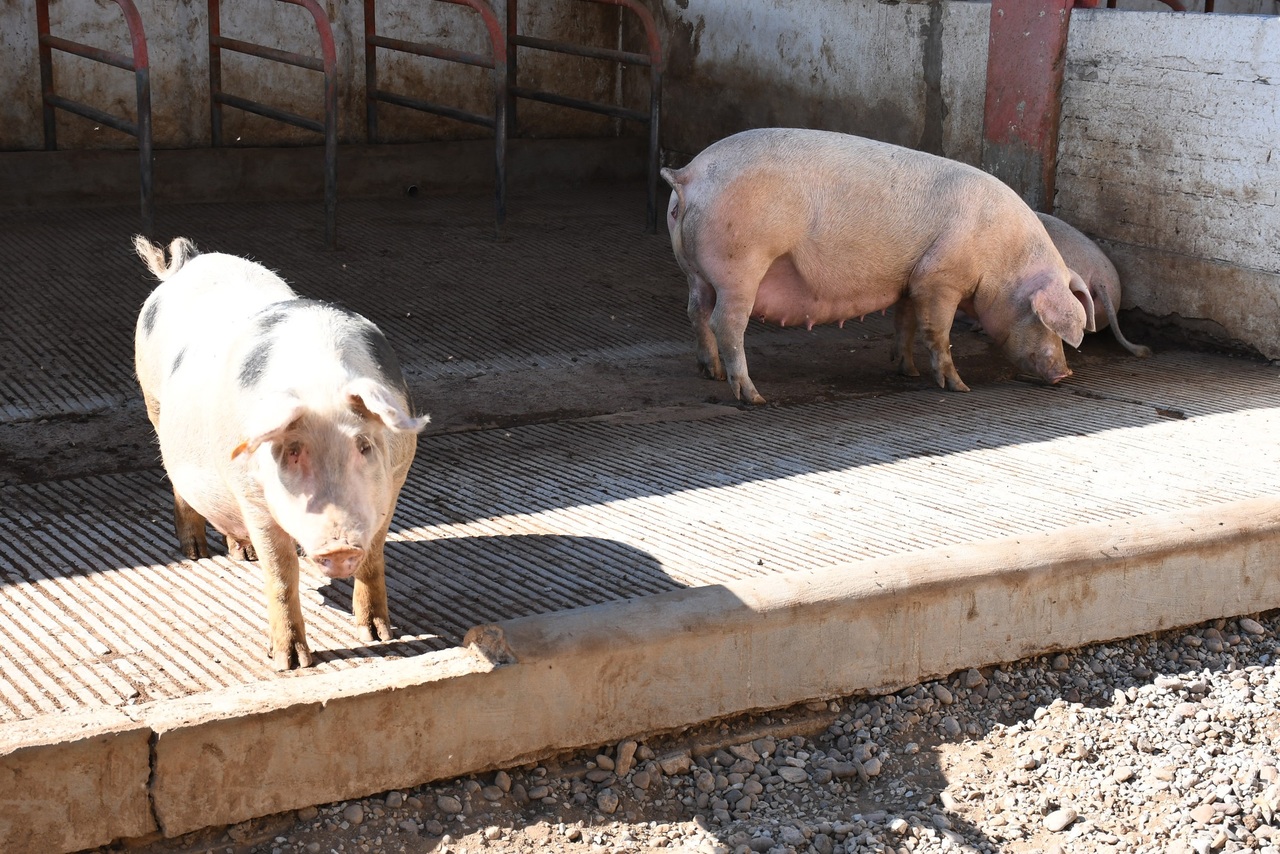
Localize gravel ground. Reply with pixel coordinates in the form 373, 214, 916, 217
100, 609, 1280, 854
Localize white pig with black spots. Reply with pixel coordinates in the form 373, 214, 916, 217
133, 236, 428, 670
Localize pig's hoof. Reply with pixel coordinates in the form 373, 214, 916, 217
944, 377, 971, 393
179, 537, 210, 560
896, 359, 921, 378
359, 618, 396, 643
271, 641, 313, 671
698, 361, 726, 382
227, 537, 257, 561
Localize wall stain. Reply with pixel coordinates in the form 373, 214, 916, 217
917, 0, 948, 156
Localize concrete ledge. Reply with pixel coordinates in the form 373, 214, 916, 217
5, 497, 1280, 849
0, 708, 156, 853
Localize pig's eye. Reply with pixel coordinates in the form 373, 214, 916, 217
356, 436, 374, 456
285, 441, 302, 462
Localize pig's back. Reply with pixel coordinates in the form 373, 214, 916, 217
681, 128, 1031, 272
223, 299, 408, 411
136, 252, 298, 400
1036, 213, 1118, 288
674, 129, 1041, 323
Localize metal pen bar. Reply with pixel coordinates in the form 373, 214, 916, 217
43, 94, 139, 136
369, 90, 496, 129
211, 34, 325, 73
511, 33, 652, 68
509, 85, 648, 124
40, 35, 137, 71
367, 34, 494, 70
213, 92, 325, 134
505, 0, 663, 232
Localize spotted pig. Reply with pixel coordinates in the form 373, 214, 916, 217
133, 237, 428, 670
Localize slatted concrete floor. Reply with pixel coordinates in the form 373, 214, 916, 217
2, 184, 1279, 725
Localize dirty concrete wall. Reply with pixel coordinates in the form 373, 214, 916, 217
1055, 10, 1280, 358
654, 0, 991, 166
0, 0, 630, 151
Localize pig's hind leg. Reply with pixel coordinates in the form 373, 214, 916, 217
889, 297, 922, 378
686, 272, 724, 382
1095, 281, 1153, 358
172, 491, 211, 560
709, 286, 766, 405
141, 391, 211, 559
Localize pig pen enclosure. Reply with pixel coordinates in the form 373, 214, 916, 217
2, 1, 1280, 852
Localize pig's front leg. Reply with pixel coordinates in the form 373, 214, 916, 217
250, 522, 312, 671
889, 297, 921, 378
912, 291, 970, 393
352, 530, 394, 644
172, 490, 211, 559
686, 272, 724, 382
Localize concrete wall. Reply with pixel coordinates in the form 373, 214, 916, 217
0, 0, 635, 151
1057, 10, 1280, 357
654, 0, 990, 166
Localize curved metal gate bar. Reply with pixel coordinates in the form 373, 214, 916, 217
36, 0, 154, 237
506, 0, 663, 232
364, 0, 510, 233
208, 0, 339, 249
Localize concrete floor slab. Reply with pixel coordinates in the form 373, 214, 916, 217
1, 158, 1278, 851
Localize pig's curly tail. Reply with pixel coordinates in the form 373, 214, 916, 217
132, 235, 198, 280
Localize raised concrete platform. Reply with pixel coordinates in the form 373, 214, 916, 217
1, 167, 1278, 852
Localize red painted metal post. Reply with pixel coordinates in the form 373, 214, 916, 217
209, 0, 224, 146
36, 0, 56, 150
981, 0, 1075, 213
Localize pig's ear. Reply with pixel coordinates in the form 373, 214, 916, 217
346, 378, 430, 433
232, 394, 305, 459
1067, 273, 1098, 333
1031, 283, 1087, 349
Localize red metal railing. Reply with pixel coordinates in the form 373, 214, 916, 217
507, 0, 663, 232
364, 0, 509, 231
37, 0, 154, 237
209, 0, 339, 249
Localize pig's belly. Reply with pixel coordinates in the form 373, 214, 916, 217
165, 460, 249, 541
750, 254, 903, 329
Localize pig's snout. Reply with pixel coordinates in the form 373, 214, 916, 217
1016, 364, 1072, 385
312, 545, 364, 578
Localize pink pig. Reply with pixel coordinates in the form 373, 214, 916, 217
1037, 212, 1152, 358
662, 128, 1095, 403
